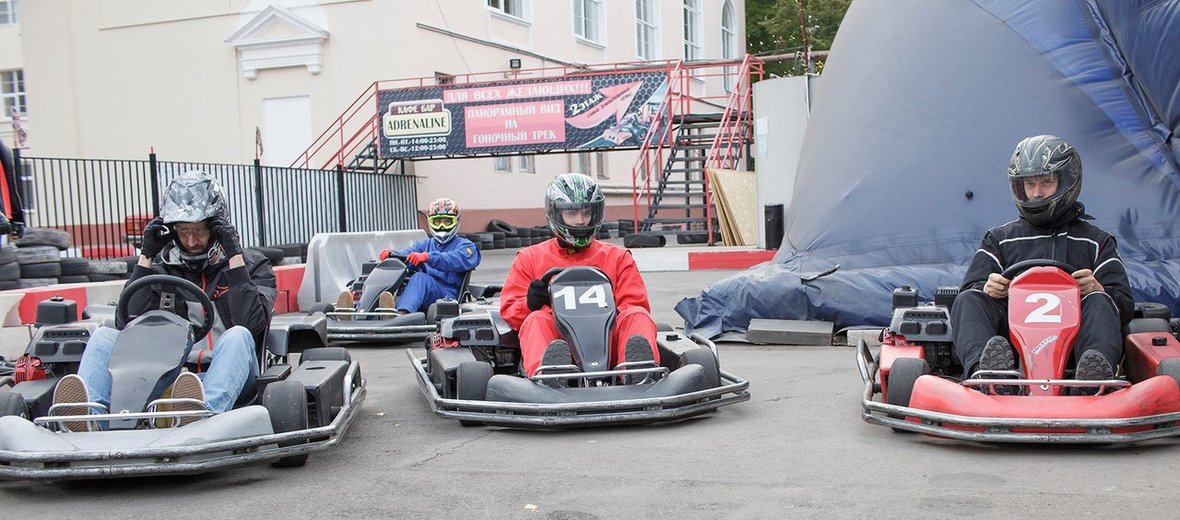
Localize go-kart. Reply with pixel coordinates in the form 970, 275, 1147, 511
409, 266, 750, 429
313, 254, 496, 345
858, 259, 1180, 443
0, 274, 365, 480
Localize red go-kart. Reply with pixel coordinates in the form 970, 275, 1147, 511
858, 259, 1180, 443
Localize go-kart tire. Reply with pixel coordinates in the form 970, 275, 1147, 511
17, 278, 55, 289
58, 275, 90, 284
505, 238, 522, 248
59, 257, 90, 276
0, 261, 19, 281
1156, 358, 1180, 390
87, 273, 125, 282
300, 347, 351, 364
0, 280, 19, 291
680, 347, 721, 389
263, 380, 310, 467
0, 388, 29, 419
1127, 318, 1171, 334
1136, 302, 1171, 321
20, 261, 61, 278
0, 244, 15, 264
486, 219, 518, 237
305, 302, 334, 315
88, 259, 130, 275
15, 227, 71, 250
15, 246, 60, 265
886, 357, 929, 409
456, 362, 493, 426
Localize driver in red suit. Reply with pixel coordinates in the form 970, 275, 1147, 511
951, 135, 1132, 391
500, 173, 658, 377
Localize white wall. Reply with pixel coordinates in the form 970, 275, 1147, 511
752, 75, 813, 248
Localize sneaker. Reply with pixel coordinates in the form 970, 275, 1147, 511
977, 336, 1017, 395
376, 291, 397, 319
51, 374, 92, 432
1074, 349, 1115, 396
170, 371, 207, 426
335, 290, 356, 321
539, 339, 574, 388
621, 335, 656, 384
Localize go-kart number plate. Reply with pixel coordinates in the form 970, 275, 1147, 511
1024, 292, 1062, 323
552, 284, 610, 311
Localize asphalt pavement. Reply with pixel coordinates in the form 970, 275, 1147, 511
2, 248, 1177, 518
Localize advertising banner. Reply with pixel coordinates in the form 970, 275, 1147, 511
377, 71, 669, 159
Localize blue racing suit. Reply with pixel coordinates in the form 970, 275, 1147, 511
392, 236, 481, 312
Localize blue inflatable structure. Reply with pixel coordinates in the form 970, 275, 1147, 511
678, 0, 1180, 337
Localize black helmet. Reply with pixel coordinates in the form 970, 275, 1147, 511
1008, 135, 1082, 228
159, 170, 229, 270
545, 173, 605, 249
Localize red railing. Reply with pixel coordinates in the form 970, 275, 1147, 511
702, 55, 763, 244
629, 61, 688, 233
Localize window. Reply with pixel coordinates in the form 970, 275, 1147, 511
571, 152, 607, 179
488, 0, 524, 19
1, 69, 25, 117
0, 0, 17, 26
518, 155, 535, 173
573, 0, 603, 44
682, 0, 702, 62
435, 72, 455, 85
493, 156, 511, 172
635, 0, 658, 60
721, 0, 737, 91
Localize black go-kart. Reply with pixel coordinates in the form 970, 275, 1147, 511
0, 274, 364, 481
409, 266, 750, 429
311, 254, 498, 345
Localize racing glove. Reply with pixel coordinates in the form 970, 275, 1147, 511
378, 248, 393, 261
8, 220, 25, 240
526, 278, 550, 311
406, 251, 430, 266
140, 217, 172, 258
210, 216, 243, 258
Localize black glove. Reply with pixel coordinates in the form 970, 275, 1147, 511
140, 217, 172, 258
526, 278, 550, 311
210, 216, 243, 258
8, 220, 24, 240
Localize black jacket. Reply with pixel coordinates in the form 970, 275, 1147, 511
960, 215, 1134, 325
127, 246, 277, 350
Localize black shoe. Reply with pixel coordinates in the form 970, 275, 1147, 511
621, 335, 656, 384
539, 339, 574, 388
1074, 349, 1115, 395
977, 336, 1017, 395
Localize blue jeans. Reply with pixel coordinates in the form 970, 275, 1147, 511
396, 272, 456, 313
78, 325, 259, 413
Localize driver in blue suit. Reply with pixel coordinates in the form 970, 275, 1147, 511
358, 198, 480, 314
950, 135, 1132, 391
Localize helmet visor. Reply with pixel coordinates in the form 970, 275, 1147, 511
551, 201, 604, 232
1009, 170, 1078, 204
428, 214, 458, 231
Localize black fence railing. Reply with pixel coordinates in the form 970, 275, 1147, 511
11, 151, 418, 259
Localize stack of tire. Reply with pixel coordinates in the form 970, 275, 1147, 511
7, 227, 83, 289
270, 242, 308, 265
0, 243, 18, 291
474, 220, 554, 250
87, 256, 137, 283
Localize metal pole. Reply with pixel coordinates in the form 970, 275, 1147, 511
336, 164, 348, 232
148, 151, 160, 215
253, 158, 266, 247
797, 0, 811, 74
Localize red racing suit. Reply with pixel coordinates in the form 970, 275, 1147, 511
500, 238, 658, 376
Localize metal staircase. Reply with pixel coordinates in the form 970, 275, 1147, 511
344, 140, 401, 174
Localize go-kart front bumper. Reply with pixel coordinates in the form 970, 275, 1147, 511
324, 311, 435, 344
407, 349, 750, 429
0, 363, 367, 481
857, 340, 1180, 443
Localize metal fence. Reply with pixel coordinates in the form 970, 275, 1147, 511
11, 151, 418, 258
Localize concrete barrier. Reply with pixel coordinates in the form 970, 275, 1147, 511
297, 230, 427, 309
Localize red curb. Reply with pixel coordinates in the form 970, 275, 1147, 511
687, 250, 776, 270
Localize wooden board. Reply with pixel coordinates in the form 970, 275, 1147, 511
746, 318, 834, 345
707, 168, 758, 246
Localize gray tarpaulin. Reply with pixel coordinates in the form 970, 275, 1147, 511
678, 0, 1180, 337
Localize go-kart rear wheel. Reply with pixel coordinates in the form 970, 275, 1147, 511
300, 347, 351, 364
456, 361, 493, 427
0, 388, 28, 420
263, 380, 310, 467
886, 357, 929, 433
1156, 358, 1180, 390
680, 347, 721, 389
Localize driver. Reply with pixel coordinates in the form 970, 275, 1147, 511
500, 173, 658, 379
950, 135, 1132, 390
336, 197, 480, 315
52, 171, 276, 430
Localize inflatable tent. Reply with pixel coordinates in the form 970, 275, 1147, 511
678, 0, 1180, 337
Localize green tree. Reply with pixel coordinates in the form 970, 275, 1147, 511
746, 0, 851, 77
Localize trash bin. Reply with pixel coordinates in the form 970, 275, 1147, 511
764, 204, 784, 250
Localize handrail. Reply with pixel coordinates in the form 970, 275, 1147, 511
701, 55, 762, 244
630, 61, 686, 231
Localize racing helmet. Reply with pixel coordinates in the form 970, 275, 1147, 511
159, 170, 229, 270
545, 173, 605, 249
1007, 135, 1082, 228
426, 197, 461, 244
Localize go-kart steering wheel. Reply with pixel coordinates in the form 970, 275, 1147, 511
1000, 259, 1078, 280
116, 274, 215, 340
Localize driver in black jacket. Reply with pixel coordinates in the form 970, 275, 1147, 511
51, 171, 276, 431
951, 135, 1133, 389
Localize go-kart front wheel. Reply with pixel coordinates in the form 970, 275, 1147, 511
885, 357, 929, 433
680, 347, 721, 389
263, 380, 310, 467
456, 362, 493, 427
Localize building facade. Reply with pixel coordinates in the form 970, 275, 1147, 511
14, 0, 745, 231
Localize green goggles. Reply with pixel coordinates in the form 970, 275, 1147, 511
428, 214, 458, 230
